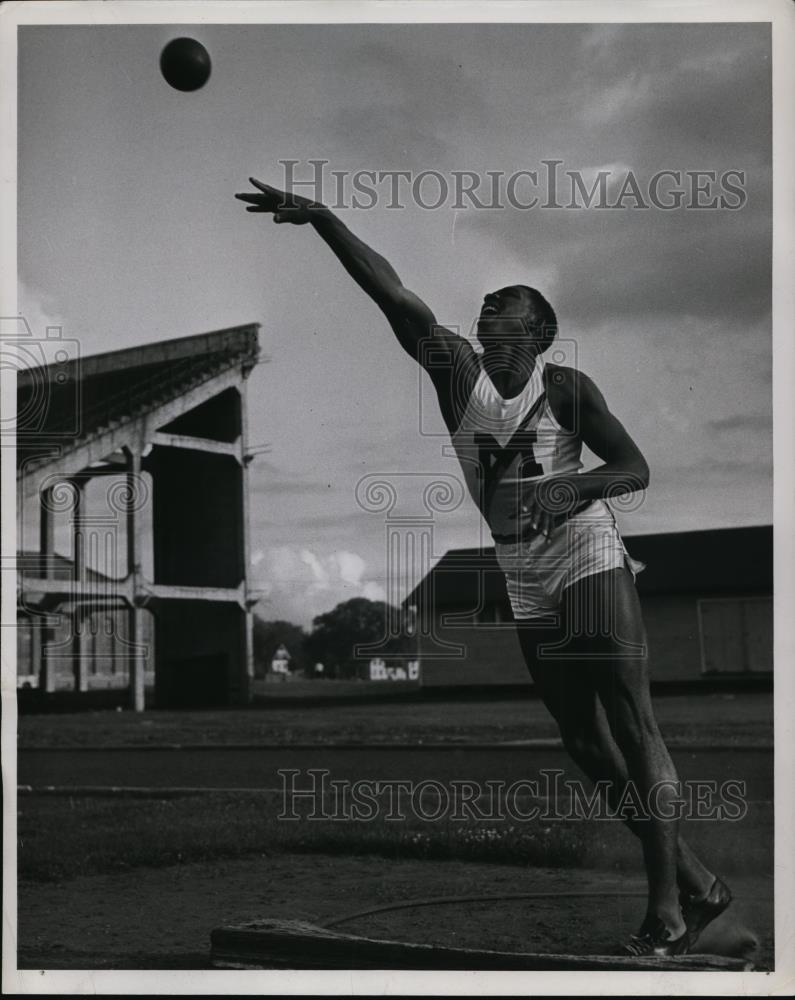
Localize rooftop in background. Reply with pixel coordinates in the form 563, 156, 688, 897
404, 524, 773, 610
623, 524, 772, 595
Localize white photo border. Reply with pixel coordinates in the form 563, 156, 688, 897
1, 1, 792, 995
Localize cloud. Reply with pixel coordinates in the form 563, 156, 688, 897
445, 24, 768, 335
707, 414, 772, 433
249, 462, 334, 497
580, 25, 627, 52
696, 457, 773, 476
300, 548, 329, 585
254, 479, 335, 497
16, 278, 66, 341
256, 511, 370, 534
462, 176, 770, 328
362, 580, 387, 601
571, 24, 770, 159
322, 39, 487, 166
336, 550, 366, 585
255, 544, 387, 626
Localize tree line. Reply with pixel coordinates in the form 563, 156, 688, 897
252, 597, 414, 680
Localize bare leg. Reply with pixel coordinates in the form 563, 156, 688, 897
517, 634, 714, 898
516, 567, 715, 932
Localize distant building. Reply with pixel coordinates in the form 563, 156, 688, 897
368, 657, 422, 683
16, 324, 262, 710
403, 525, 773, 688
270, 644, 291, 677
369, 657, 388, 681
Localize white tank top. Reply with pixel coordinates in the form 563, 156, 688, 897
450, 356, 585, 542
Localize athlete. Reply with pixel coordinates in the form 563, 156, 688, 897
235, 178, 732, 957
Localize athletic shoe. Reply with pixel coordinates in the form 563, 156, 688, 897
621, 914, 690, 957
680, 876, 733, 947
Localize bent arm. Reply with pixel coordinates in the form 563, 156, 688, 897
564, 371, 650, 502
515, 371, 649, 540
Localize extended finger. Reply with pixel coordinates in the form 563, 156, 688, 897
245, 205, 270, 212
250, 179, 291, 207
235, 192, 269, 204
249, 177, 280, 195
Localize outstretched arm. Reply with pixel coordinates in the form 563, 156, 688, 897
235, 179, 474, 386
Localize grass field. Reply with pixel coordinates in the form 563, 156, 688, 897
17, 692, 773, 881
18, 788, 771, 885
18, 793, 598, 882
18, 690, 773, 747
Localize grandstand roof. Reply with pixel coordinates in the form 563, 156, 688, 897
16, 324, 260, 482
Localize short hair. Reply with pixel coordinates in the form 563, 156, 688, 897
517, 286, 558, 353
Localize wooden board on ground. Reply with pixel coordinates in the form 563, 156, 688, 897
210, 918, 756, 971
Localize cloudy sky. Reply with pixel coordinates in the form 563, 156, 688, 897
18, 21, 772, 625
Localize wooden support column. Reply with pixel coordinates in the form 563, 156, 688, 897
39, 487, 54, 577
238, 380, 254, 704
29, 623, 42, 690
72, 480, 89, 693
38, 486, 56, 693
126, 451, 146, 712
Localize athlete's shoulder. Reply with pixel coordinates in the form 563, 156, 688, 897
421, 326, 478, 378
545, 363, 576, 428
547, 364, 605, 396
545, 364, 604, 430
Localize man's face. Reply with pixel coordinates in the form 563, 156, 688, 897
476, 286, 536, 350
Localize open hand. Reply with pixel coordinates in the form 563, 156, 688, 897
235, 177, 319, 224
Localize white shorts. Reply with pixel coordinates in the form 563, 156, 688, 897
494, 499, 644, 620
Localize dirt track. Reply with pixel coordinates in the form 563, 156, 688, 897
17, 854, 773, 970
